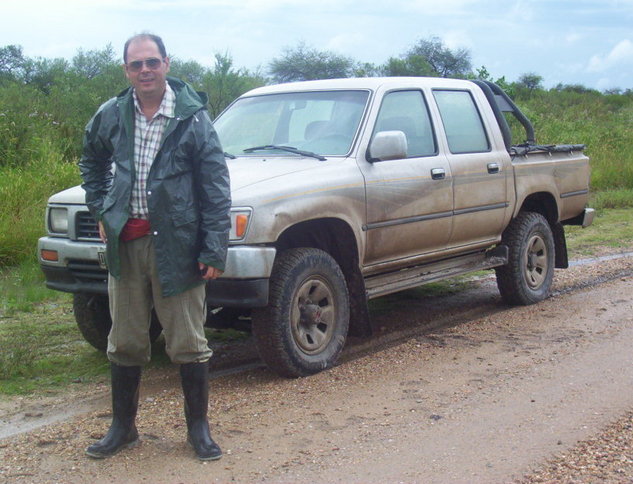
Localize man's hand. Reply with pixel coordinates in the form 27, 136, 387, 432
198, 262, 223, 280
98, 221, 107, 243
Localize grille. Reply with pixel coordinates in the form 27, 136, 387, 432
76, 211, 100, 240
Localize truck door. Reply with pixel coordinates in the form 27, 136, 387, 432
359, 89, 453, 267
431, 89, 509, 249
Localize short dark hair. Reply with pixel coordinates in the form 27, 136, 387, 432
123, 33, 167, 63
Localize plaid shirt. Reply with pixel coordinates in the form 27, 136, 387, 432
130, 84, 176, 219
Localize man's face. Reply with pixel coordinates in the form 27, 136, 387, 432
124, 39, 170, 100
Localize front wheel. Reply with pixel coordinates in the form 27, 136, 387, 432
251, 248, 350, 378
495, 212, 555, 305
73, 293, 163, 351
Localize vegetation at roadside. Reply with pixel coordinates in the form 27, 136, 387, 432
0, 260, 66, 316
0, 306, 109, 394
0, 44, 266, 270
565, 208, 633, 257
0, 36, 632, 396
1, 37, 633, 269
0, 275, 245, 394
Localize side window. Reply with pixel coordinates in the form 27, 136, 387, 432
374, 90, 436, 158
433, 90, 490, 154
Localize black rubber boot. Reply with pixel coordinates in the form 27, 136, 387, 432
180, 362, 222, 461
86, 363, 141, 459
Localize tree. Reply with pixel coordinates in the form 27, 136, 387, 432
354, 62, 381, 78
21, 57, 70, 94
0, 44, 26, 82
203, 53, 265, 117
552, 82, 599, 95
268, 42, 356, 82
469, 65, 515, 97
404, 37, 472, 78
72, 45, 118, 80
170, 58, 206, 86
603, 87, 623, 95
517, 72, 544, 92
380, 55, 435, 77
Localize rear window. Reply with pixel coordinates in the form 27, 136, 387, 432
433, 90, 490, 154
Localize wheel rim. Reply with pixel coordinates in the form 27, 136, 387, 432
290, 276, 336, 355
523, 234, 548, 289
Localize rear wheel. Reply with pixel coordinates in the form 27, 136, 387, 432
251, 248, 350, 378
495, 212, 555, 305
73, 293, 162, 351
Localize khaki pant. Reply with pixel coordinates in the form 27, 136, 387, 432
107, 235, 213, 366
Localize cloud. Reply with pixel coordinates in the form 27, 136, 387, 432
588, 39, 633, 72
595, 77, 615, 91
565, 33, 582, 44
443, 30, 473, 50
326, 33, 366, 54
400, 0, 481, 15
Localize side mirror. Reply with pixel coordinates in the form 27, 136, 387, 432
367, 130, 408, 162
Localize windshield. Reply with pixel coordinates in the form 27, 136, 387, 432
213, 90, 369, 157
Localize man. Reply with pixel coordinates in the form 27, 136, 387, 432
79, 33, 231, 461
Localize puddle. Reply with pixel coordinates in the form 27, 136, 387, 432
569, 251, 633, 266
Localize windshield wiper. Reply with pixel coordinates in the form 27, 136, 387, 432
242, 144, 326, 161
224, 152, 236, 159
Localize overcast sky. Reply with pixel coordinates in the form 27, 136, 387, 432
2, 0, 632, 91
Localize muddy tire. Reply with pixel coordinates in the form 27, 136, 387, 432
495, 211, 555, 305
251, 248, 350, 378
73, 293, 162, 351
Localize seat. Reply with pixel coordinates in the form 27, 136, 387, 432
376, 116, 416, 141
377, 116, 435, 156
304, 120, 329, 140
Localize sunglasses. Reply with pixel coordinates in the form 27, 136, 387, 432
126, 57, 164, 72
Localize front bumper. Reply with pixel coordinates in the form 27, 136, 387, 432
38, 236, 276, 306
38, 236, 108, 294
41, 264, 108, 294
206, 246, 276, 307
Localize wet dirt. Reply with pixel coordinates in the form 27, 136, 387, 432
1, 251, 633, 483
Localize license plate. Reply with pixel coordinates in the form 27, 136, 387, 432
97, 249, 108, 269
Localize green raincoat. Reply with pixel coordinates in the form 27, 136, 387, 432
79, 77, 231, 297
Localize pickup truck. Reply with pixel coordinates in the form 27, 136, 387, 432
38, 77, 593, 378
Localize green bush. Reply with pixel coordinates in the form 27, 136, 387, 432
591, 189, 633, 210
0, 147, 80, 267
0, 42, 632, 268
514, 89, 633, 192
0, 44, 264, 268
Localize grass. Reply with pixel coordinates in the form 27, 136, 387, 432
0, 259, 67, 315
591, 188, 633, 210
0, 149, 81, 266
0, 301, 109, 394
368, 278, 474, 315
565, 207, 633, 257
517, 91, 633, 193
0, 261, 250, 395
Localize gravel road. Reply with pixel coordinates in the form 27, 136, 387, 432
1, 250, 632, 483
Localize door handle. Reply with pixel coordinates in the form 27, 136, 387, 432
487, 163, 500, 174
431, 168, 446, 180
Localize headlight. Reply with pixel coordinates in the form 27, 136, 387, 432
48, 207, 69, 234
229, 208, 252, 240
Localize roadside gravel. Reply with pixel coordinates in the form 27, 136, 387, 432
1, 248, 633, 483
518, 249, 633, 484
520, 410, 633, 484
